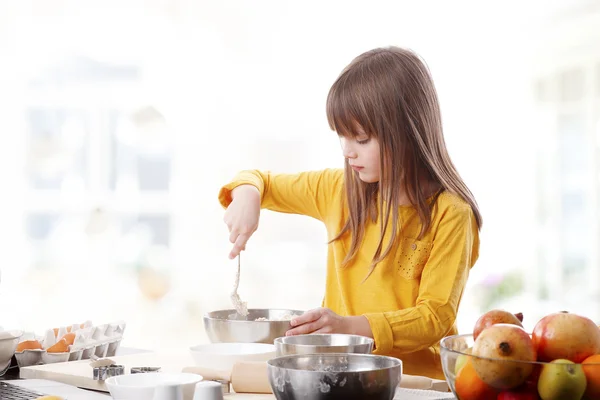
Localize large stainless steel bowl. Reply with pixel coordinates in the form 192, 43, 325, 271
204, 309, 304, 344
267, 353, 402, 400
274, 334, 374, 356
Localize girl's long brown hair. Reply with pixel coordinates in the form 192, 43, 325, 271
326, 46, 482, 279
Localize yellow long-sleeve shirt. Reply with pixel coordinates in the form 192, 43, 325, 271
218, 168, 479, 379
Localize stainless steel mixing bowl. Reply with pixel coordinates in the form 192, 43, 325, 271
204, 308, 304, 344
274, 334, 374, 356
267, 353, 402, 400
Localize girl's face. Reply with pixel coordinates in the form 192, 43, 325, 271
339, 133, 381, 183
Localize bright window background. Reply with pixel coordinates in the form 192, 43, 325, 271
0, 0, 599, 350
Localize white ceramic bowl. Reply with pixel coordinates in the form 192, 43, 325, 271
190, 342, 276, 373
0, 330, 23, 376
105, 372, 203, 400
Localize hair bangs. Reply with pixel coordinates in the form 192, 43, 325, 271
326, 73, 377, 139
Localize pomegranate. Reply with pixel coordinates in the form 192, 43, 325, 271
473, 309, 524, 340
471, 324, 536, 390
532, 311, 600, 363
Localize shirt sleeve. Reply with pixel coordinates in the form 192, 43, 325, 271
218, 168, 344, 222
364, 203, 480, 354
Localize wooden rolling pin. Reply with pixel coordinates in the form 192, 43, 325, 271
182, 362, 448, 393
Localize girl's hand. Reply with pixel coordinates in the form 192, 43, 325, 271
286, 308, 373, 338
224, 185, 261, 259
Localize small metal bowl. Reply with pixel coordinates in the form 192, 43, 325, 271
130, 366, 161, 374
274, 334, 374, 356
204, 309, 303, 344
267, 353, 402, 400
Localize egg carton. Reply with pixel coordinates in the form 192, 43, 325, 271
15, 320, 126, 368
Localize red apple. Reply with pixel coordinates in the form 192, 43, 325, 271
523, 363, 541, 388
532, 311, 600, 363
497, 389, 538, 400
472, 324, 537, 390
497, 375, 541, 399
473, 309, 524, 340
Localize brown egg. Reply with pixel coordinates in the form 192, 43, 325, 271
47, 338, 69, 353
60, 333, 76, 346
16, 340, 43, 352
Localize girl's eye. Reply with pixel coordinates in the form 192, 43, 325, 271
356, 138, 370, 145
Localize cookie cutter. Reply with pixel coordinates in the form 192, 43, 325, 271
130, 366, 161, 374
93, 364, 125, 381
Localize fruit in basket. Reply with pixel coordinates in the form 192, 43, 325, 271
473, 309, 524, 340
454, 347, 472, 375
455, 358, 498, 399
537, 359, 586, 400
471, 324, 536, 389
582, 354, 600, 398
16, 340, 43, 352
532, 311, 600, 363
46, 338, 69, 353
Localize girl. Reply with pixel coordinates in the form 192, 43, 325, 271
218, 46, 481, 380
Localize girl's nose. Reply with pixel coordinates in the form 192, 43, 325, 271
345, 149, 357, 159
340, 138, 357, 159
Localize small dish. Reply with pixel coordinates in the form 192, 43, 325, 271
105, 372, 203, 400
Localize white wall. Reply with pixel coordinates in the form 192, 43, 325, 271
0, 0, 597, 348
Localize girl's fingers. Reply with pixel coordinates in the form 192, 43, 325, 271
230, 233, 250, 259
290, 309, 322, 327
313, 326, 334, 334
286, 318, 325, 336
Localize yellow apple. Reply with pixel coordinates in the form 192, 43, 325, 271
454, 347, 472, 375
537, 359, 586, 400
